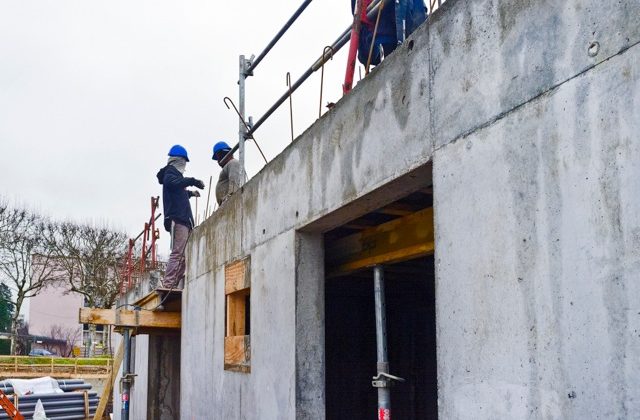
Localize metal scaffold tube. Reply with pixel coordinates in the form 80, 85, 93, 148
246, 0, 388, 137
246, 0, 314, 75
238, 54, 248, 179
372, 265, 404, 420
373, 265, 391, 418
120, 328, 132, 420
220, 0, 391, 166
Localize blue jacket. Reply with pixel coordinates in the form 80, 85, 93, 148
156, 165, 197, 232
351, 0, 427, 65
394, 0, 427, 43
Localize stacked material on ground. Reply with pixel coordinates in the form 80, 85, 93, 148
0, 378, 98, 420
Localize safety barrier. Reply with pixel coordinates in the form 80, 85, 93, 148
119, 197, 165, 294
223, 0, 447, 173
0, 356, 112, 379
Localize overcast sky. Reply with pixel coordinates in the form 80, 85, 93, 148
0, 0, 354, 254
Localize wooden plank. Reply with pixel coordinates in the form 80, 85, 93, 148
133, 291, 162, 311
375, 202, 420, 216
326, 207, 435, 277
79, 308, 181, 329
226, 290, 248, 336
224, 335, 250, 372
93, 342, 124, 420
225, 257, 250, 295
117, 327, 181, 336
133, 288, 182, 312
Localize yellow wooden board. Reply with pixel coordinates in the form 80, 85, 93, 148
226, 290, 249, 337
93, 342, 123, 420
133, 288, 182, 312
133, 292, 162, 311
79, 308, 181, 329
224, 335, 250, 373
225, 257, 251, 295
326, 207, 435, 277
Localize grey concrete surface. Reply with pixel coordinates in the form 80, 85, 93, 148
178, 0, 640, 418
147, 334, 181, 420
111, 271, 163, 420
294, 233, 325, 419
434, 43, 640, 419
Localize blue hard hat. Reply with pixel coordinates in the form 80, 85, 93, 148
168, 144, 189, 162
212, 141, 232, 160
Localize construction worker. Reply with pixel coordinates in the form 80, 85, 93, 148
156, 145, 205, 288
353, 0, 427, 66
212, 141, 243, 206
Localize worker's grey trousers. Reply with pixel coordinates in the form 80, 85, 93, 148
162, 222, 190, 289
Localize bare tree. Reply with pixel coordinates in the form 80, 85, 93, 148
46, 324, 82, 357
0, 205, 62, 354
0, 200, 9, 243
14, 320, 30, 356
49, 222, 127, 356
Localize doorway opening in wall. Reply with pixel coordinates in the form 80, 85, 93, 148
324, 187, 437, 420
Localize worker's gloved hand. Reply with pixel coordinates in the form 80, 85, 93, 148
190, 191, 201, 198
192, 179, 205, 189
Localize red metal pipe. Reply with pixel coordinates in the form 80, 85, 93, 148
343, 0, 370, 94
150, 197, 159, 269
119, 197, 162, 295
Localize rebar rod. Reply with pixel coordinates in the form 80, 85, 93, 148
221, 0, 390, 164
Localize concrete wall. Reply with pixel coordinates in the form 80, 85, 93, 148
182, 0, 640, 418
434, 30, 640, 420
112, 271, 180, 420
430, 0, 640, 418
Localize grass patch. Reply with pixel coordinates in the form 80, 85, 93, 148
0, 357, 111, 366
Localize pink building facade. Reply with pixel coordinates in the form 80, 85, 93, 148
28, 283, 84, 350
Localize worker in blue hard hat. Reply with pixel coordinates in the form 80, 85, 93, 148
212, 141, 243, 206
156, 144, 205, 288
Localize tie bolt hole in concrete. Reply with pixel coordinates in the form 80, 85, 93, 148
588, 41, 600, 57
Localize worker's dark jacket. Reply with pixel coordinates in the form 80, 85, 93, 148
156, 165, 196, 232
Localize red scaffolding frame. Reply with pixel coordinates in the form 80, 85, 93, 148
119, 197, 162, 294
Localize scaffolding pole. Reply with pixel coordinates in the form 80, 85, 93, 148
238, 55, 249, 180
120, 328, 132, 420
373, 265, 391, 419
372, 265, 404, 420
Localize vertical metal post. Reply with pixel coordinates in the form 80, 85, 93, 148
121, 328, 131, 420
238, 55, 247, 181
373, 265, 391, 419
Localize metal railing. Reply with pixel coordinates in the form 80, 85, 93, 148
0, 356, 112, 379
224, 0, 447, 174
224, 0, 392, 170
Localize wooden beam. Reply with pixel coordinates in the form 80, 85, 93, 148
114, 327, 181, 336
79, 308, 181, 329
375, 202, 420, 216
225, 258, 251, 295
343, 219, 378, 230
93, 342, 123, 420
326, 207, 434, 277
133, 288, 182, 312
134, 292, 162, 311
